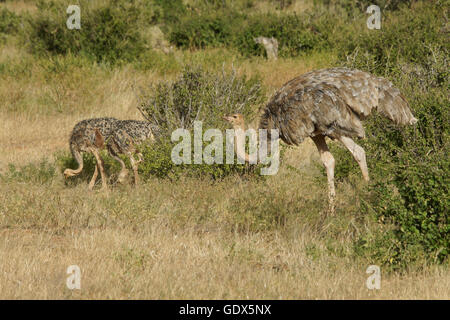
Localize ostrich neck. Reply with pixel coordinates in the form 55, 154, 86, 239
233, 122, 258, 163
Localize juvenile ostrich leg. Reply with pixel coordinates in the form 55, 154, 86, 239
224, 67, 417, 214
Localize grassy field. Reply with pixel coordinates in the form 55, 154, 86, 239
0, 0, 448, 299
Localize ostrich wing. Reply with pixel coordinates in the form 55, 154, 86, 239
260, 68, 416, 145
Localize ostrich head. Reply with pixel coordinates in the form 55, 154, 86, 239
64, 168, 76, 178
223, 113, 245, 128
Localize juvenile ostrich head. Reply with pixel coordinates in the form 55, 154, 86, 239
223, 113, 245, 128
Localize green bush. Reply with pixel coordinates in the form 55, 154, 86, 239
336, 2, 448, 74
0, 8, 20, 35
234, 12, 331, 58
354, 89, 449, 269
169, 10, 335, 57
138, 65, 267, 180
139, 65, 264, 133
169, 12, 236, 49
26, 0, 148, 64
152, 0, 187, 25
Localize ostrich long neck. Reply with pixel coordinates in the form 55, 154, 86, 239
233, 121, 258, 163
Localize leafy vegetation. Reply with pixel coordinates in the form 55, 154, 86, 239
25, 0, 148, 64
138, 65, 267, 180
332, 1, 449, 268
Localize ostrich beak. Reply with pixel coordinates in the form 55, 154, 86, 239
223, 115, 232, 122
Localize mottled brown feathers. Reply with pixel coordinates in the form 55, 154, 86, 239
106, 120, 160, 158
65, 118, 160, 188
259, 67, 417, 145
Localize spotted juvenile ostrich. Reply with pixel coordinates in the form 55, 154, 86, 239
64, 117, 119, 190
64, 118, 159, 189
224, 67, 417, 212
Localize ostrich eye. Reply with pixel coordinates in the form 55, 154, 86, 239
233, 115, 237, 118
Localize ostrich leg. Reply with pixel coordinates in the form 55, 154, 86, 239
338, 136, 369, 181
88, 163, 99, 190
311, 135, 336, 213
91, 149, 108, 191
129, 153, 140, 186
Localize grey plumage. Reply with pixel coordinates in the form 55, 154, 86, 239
259, 67, 417, 145
225, 67, 417, 213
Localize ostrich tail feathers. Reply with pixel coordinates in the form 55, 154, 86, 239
376, 78, 417, 125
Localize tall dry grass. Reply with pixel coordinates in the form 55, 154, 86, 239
1, 166, 449, 299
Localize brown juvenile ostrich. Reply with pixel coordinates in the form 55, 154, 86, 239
224, 67, 417, 212
64, 118, 159, 190
64, 117, 119, 191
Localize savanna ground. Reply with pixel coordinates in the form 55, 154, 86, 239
0, 0, 448, 299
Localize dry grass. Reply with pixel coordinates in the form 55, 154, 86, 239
1, 172, 449, 299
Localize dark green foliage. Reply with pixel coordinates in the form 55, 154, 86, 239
0, 8, 20, 35
337, 3, 448, 74
169, 12, 235, 49
316, 0, 416, 12
355, 91, 449, 268
234, 12, 332, 58
169, 10, 334, 57
152, 0, 187, 25
26, 0, 147, 64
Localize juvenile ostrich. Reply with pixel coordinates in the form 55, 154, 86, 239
64, 117, 119, 190
64, 118, 159, 189
224, 67, 417, 212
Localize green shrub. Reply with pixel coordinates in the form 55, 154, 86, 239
337, 2, 448, 74
169, 11, 239, 49
26, 0, 147, 64
170, 10, 334, 57
0, 8, 20, 35
152, 0, 187, 25
138, 65, 267, 180
355, 90, 449, 269
337, 12, 448, 268
321, 1, 450, 269
139, 65, 264, 133
234, 12, 330, 58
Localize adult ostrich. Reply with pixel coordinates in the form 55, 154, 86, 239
224, 67, 417, 212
